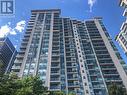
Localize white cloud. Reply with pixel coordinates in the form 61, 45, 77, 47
0, 20, 26, 38
15, 20, 26, 32
14, 45, 17, 48
10, 29, 17, 35
88, 0, 97, 12
0, 24, 11, 38
8, 22, 11, 25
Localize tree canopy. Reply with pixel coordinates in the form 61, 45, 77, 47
0, 74, 48, 95
108, 83, 127, 95
0, 74, 77, 95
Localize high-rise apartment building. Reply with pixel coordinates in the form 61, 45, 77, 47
12, 9, 127, 95
116, 0, 127, 56
0, 37, 17, 74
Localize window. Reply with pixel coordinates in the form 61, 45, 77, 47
86, 90, 89, 94
45, 25, 50, 30
85, 83, 87, 86
80, 59, 82, 62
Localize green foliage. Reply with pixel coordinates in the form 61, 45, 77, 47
68, 92, 76, 95
0, 74, 19, 95
0, 60, 3, 74
0, 74, 48, 95
0, 74, 77, 95
49, 91, 76, 95
49, 91, 65, 95
108, 83, 127, 95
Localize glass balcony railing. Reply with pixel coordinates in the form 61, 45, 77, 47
12, 66, 21, 69
51, 71, 60, 74
50, 86, 61, 90
50, 78, 60, 81
68, 83, 80, 87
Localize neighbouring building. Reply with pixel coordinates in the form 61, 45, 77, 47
116, 0, 127, 56
12, 9, 127, 95
0, 37, 17, 74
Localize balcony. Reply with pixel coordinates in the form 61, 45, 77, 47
50, 78, 60, 82
67, 77, 79, 80
123, 8, 127, 16
16, 54, 24, 58
66, 59, 76, 63
52, 42, 60, 45
92, 85, 105, 89
89, 73, 100, 77
51, 58, 60, 62
88, 67, 99, 71
28, 22, 34, 25
105, 79, 122, 83
20, 46, 26, 50
120, 19, 127, 31
51, 63, 60, 68
52, 47, 60, 51
68, 83, 80, 88
50, 86, 61, 90
52, 52, 60, 56
51, 69, 60, 75
12, 66, 21, 70
53, 38, 60, 41
50, 82, 61, 90
14, 59, 23, 64
22, 38, 29, 42
102, 68, 116, 71
24, 34, 30, 38
52, 44, 60, 47
21, 42, 28, 46
67, 65, 77, 68
11, 69, 20, 73
20, 49, 26, 53
103, 73, 119, 77
67, 71, 78, 74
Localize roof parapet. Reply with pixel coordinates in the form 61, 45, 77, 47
31, 9, 61, 14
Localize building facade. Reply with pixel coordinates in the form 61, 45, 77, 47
0, 37, 17, 74
116, 0, 127, 56
12, 9, 127, 95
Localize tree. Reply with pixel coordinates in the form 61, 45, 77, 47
49, 91, 65, 95
0, 74, 77, 95
49, 91, 76, 95
0, 74, 48, 95
15, 76, 49, 95
0, 74, 19, 95
68, 92, 76, 95
0, 60, 3, 74
108, 83, 127, 95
